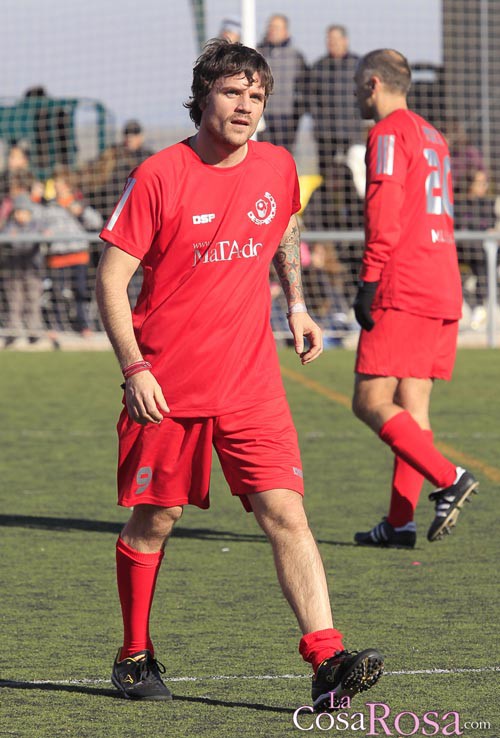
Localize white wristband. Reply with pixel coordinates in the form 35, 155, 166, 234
286, 302, 308, 318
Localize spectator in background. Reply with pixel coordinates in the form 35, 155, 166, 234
1, 193, 47, 349
454, 168, 498, 329
301, 158, 364, 306
79, 120, 154, 219
444, 119, 486, 198
218, 17, 241, 43
257, 14, 308, 153
301, 241, 349, 343
0, 170, 37, 229
44, 166, 102, 336
0, 142, 33, 203
308, 25, 363, 178
305, 26, 363, 233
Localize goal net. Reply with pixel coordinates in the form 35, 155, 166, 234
0, 0, 498, 346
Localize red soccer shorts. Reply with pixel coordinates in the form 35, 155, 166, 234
116, 395, 304, 512
355, 308, 459, 380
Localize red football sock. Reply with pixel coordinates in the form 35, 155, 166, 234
387, 430, 433, 527
116, 537, 164, 660
299, 628, 345, 674
379, 412, 456, 488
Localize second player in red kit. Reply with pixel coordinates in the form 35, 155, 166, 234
351, 49, 478, 549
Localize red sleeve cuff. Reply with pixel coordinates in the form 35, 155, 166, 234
360, 265, 382, 282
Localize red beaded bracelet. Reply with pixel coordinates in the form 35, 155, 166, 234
122, 360, 152, 380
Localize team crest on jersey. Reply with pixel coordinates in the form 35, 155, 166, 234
247, 192, 276, 225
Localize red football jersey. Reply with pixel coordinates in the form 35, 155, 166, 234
100, 139, 301, 417
361, 109, 462, 319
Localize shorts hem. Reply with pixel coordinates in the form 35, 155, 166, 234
118, 496, 210, 510
232, 481, 304, 513
230, 477, 304, 498
355, 367, 452, 381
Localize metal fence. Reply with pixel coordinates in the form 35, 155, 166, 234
0, 1, 499, 348
0, 229, 497, 349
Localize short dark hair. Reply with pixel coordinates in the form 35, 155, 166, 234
356, 49, 412, 95
268, 13, 289, 27
327, 24, 348, 37
123, 119, 143, 136
184, 38, 274, 127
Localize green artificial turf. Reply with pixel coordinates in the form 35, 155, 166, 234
1, 348, 498, 737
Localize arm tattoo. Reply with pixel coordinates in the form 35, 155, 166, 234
273, 219, 305, 306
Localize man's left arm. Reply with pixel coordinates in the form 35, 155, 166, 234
273, 214, 323, 364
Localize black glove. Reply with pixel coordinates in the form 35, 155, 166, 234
353, 281, 379, 331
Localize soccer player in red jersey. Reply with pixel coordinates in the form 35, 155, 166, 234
351, 49, 479, 550
96, 39, 383, 708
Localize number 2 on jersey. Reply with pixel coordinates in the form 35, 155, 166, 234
423, 148, 453, 217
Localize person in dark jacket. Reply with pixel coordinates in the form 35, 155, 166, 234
78, 120, 154, 219
257, 14, 308, 153
454, 167, 498, 326
308, 25, 363, 177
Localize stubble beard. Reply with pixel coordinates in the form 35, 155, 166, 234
214, 116, 258, 150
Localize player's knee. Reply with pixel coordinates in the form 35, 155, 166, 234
130, 503, 183, 539
260, 505, 311, 539
154, 505, 183, 535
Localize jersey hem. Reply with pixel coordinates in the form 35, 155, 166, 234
373, 303, 462, 321
148, 390, 287, 419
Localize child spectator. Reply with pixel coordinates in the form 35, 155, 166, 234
0, 170, 37, 229
0, 142, 33, 203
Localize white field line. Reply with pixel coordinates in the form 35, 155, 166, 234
3, 665, 499, 687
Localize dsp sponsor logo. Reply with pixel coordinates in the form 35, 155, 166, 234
193, 213, 216, 224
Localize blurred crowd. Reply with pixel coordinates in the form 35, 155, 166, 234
247, 15, 500, 336
0, 121, 153, 348
1, 16, 499, 348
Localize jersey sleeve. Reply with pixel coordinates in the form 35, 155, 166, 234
366, 126, 408, 186
361, 180, 405, 282
99, 165, 161, 260
361, 125, 408, 281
